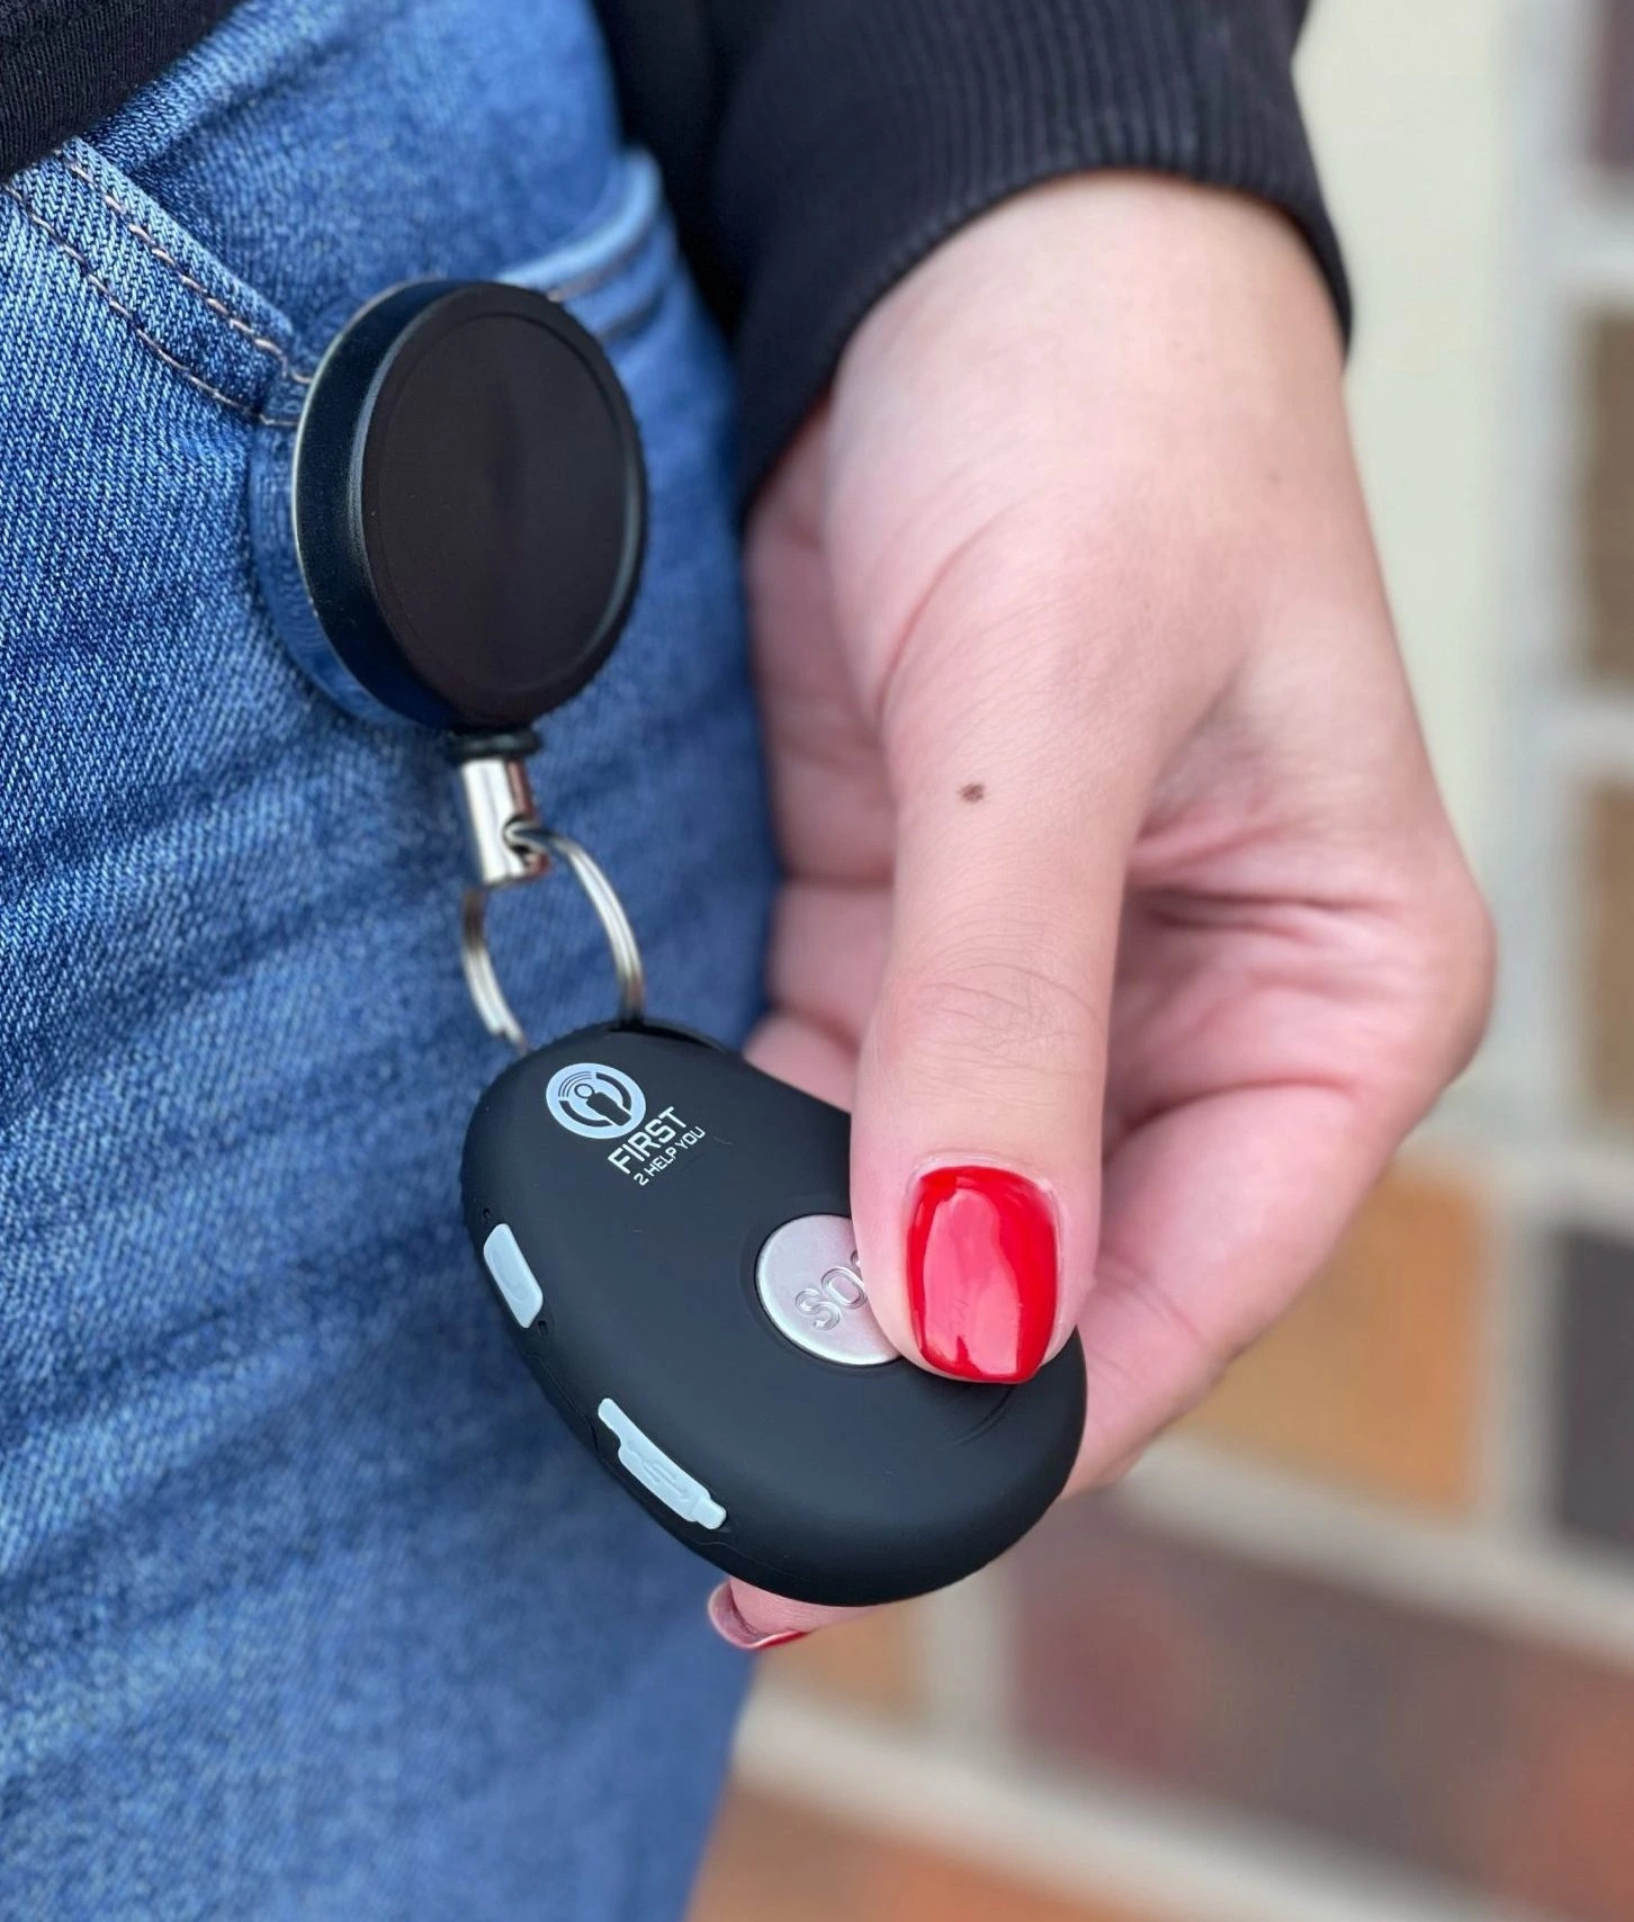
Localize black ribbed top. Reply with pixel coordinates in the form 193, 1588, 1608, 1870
0, 0, 1344, 501
0, 1, 235, 171
708, 0, 1345, 495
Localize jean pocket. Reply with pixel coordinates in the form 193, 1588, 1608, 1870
2, 133, 674, 448
499, 149, 671, 347
1, 139, 314, 428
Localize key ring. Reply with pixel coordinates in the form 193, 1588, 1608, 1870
453, 737, 645, 1052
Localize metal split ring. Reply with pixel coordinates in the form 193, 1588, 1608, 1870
460, 824, 646, 1053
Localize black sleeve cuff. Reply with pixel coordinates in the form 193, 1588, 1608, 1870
710, 0, 1348, 504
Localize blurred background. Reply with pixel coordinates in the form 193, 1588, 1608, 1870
689, 2, 1634, 1919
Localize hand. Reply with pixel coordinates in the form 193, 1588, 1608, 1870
710, 174, 1493, 1649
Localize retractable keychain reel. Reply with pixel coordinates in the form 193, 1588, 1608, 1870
257, 278, 1085, 1607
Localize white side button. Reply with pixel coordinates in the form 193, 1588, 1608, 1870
597, 1398, 726, 1530
483, 1224, 544, 1329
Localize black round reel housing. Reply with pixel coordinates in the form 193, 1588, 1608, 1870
289, 278, 646, 731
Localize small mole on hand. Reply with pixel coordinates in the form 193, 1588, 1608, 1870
959, 782, 986, 803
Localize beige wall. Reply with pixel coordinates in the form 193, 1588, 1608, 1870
1297, 0, 1509, 876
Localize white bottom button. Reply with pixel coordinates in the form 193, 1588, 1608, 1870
597, 1398, 726, 1530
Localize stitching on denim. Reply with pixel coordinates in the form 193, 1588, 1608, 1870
546, 201, 662, 304
58, 154, 313, 386
1, 183, 300, 429
593, 280, 667, 347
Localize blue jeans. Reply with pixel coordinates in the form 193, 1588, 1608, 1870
0, 3, 774, 1915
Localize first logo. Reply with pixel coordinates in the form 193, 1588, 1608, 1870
546, 1062, 647, 1139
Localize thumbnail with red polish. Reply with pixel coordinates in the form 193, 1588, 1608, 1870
906, 1165, 1058, 1382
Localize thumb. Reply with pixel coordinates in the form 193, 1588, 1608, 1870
849, 573, 1148, 1382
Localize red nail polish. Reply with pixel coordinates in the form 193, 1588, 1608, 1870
906, 1165, 1058, 1382
707, 1583, 812, 1651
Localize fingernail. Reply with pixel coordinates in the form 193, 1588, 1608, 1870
906, 1164, 1058, 1382
707, 1584, 810, 1652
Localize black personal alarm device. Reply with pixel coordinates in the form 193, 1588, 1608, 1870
260, 277, 1087, 1611
462, 1022, 1085, 1607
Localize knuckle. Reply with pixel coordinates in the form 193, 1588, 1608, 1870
1405, 867, 1498, 1081
1073, 1276, 1251, 1480
877, 948, 1103, 1101
1133, 1264, 1261, 1390
1357, 860, 1496, 1124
